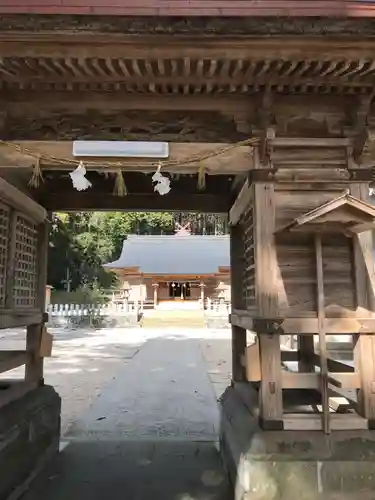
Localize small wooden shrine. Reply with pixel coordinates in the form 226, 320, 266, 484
230, 143, 375, 433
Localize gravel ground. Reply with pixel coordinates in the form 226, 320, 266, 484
1, 326, 233, 500
0, 327, 232, 435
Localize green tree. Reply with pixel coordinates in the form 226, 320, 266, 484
48, 211, 175, 291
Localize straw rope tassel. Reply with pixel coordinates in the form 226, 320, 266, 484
113, 170, 127, 197
28, 154, 43, 188
0, 138, 259, 171
197, 164, 206, 190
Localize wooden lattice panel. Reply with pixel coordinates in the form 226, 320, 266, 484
13, 215, 38, 308
0, 203, 9, 308
241, 204, 255, 309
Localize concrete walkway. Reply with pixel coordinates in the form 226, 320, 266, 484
20, 330, 232, 500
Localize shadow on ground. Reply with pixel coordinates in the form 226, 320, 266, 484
23, 440, 231, 500
19, 332, 233, 500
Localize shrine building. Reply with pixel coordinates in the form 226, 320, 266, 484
104, 225, 230, 307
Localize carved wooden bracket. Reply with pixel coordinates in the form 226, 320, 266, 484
248, 169, 278, 183
345, 94, 374, 163
232, 112, 252, 135
247, 167, 372, 184
258, 127, 275, 166
256, 91, 276, 166
257, 90, 275, 130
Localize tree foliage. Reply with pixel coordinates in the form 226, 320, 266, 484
48, 211, 228, 291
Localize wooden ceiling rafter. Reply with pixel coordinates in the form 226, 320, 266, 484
1, 36, 375, 96
0, 56, 375, 95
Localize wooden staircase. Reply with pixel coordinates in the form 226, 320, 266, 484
141, 309, 206, 328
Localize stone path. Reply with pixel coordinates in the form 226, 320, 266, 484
15, 328, 232, 500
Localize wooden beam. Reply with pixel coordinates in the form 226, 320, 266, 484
350, 183, 375, 425
315, 233, 330, 434
229, 178, 253, 226
350, 221, 375, 234
5, 210, 17, 309
0, 351, 29, 374
0, 141, 252, 175
232, 325, 247, 383
1, 92, 252, 114
282, 372, 319, 390
25, 324, 44, 385
271, 137, 351, 148
313, 354, 355, 373
230, 310, 375, 334
281, 350, 299, 363
0, 177, 46, 223
0, 310, 43, 330
1, 35, 375, 61
230, 224, 247, 382
37, 219, 49, 310
38, 192, 230, 213
327, 373, 361, 389
297, 336, 315, 373
282, 371, 360, 390
24, 219, 49, 383
254, 182, 283, 427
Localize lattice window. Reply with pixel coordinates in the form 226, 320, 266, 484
13, 215, 38, 308
241, 204, 255, 308
0, 203, 10, 308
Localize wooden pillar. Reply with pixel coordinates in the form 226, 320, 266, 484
152, 283, 159, 307
45, 285, 52, 309
315, 234, 330, 434
230, 224, 247, 382
297, 336, 315, 372
25, 218, 49, 385
5, 210, 17, 309
199, 281, 205, 308
254, 182, 283, 429
350, 184, 375, 425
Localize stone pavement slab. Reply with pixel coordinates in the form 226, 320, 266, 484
21, 440, 231, 500
67, 336, 220, 441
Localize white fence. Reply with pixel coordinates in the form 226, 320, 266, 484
46, 300, 231, 329
47, 303, 137, 317
205, 299, 231, 313
46, 303, 139, 328
47, 300, 230, 316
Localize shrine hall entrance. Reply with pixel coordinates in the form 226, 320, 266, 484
168, 282, 191, 300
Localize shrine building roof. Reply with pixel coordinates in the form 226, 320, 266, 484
103, 234, 230, 275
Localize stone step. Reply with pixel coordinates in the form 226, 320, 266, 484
141, 309, 206, 328
141, 319, 206, 328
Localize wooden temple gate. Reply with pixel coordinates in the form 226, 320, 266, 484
1, 11, 375, 500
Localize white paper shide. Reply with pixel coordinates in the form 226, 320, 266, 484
69, 162, 92, 191
152, 165, 171, 196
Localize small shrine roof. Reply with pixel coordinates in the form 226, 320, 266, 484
103, 234, 230, 275
276, 193, 375, 235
